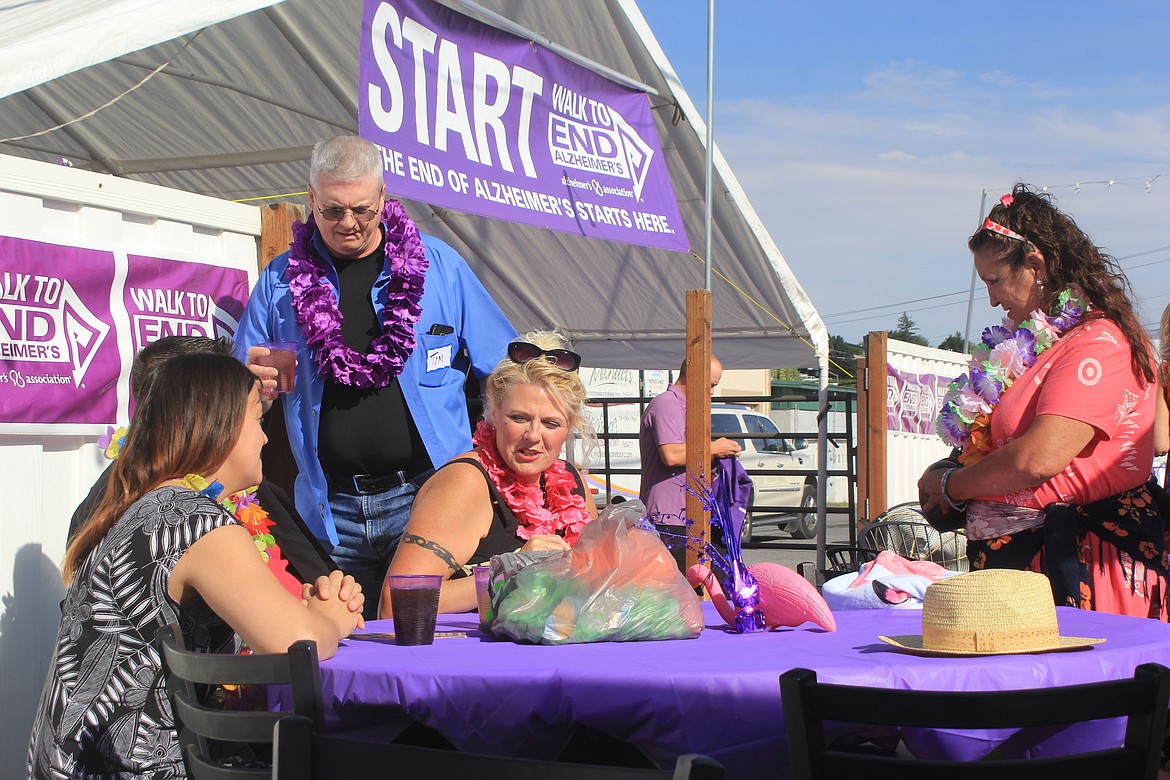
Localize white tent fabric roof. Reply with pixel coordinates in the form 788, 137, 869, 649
0, 0, 827, 370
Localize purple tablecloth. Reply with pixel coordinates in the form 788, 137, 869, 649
281, 603, 1170, 779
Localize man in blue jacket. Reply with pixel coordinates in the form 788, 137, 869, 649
235, 136, 515, 618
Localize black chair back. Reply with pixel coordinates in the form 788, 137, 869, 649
158, 625, 323, 780
272, 715, 725, 780
780, 663, 1170, 780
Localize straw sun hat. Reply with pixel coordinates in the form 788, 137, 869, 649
879, 569, 1104, 656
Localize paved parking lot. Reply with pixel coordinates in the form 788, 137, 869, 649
740, 511, 856, 571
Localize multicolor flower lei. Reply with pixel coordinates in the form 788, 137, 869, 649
98, 437, 275, 565
222, 488, 277, 564
471, 420, 591, 545
937, 286, 1087, 464
182, 475, 277, 565
97, 425, 127, 459
285, 200, 429, 388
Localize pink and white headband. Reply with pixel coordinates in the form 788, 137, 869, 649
983, 193, 1038, 252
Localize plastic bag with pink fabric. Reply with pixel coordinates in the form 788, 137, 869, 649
488, 501, 704, 644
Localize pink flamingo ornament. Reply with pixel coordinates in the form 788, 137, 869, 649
688, 562, 836, 632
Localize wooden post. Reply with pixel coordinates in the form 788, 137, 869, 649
260, 202, 305, 268
862, 332, 888, 521
257, 202, 306, 500
684, 290, 713, 571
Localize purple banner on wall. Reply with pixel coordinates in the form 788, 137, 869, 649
0, 237, 118, 425
886, 365, 960, 436
0, 235, 249, 429
359, 0, 689, 252
123, 255, 248, 354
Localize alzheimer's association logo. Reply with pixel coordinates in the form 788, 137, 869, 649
548, 84, 654, 201
0, 273, 109, 386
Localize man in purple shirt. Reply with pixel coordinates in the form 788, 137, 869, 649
639, 355, 742, 568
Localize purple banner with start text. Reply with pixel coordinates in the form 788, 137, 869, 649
359, 0, 689, 251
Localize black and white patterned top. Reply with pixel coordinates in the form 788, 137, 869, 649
28, 486, 240, 779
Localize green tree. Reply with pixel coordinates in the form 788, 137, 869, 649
889, 312, 929, 347
827, 334, 862, 387
771, 368, 803, 381
937, 332, 967, 353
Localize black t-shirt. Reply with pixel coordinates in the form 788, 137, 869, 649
317, 238, 432, 478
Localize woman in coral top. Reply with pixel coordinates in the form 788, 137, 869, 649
1153, 302, 1170, 460
920, 184, 1165, 620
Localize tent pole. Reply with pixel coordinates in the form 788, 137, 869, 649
962, 189, 989, 352
816, 350, 829, 574
704, 0, 714, 293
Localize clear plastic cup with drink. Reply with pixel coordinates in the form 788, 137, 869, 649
387, 574, 442, 646
256, 341, 296, 394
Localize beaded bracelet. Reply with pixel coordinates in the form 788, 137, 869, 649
939, 468, 967, 512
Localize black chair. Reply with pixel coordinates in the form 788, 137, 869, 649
824, 544, 879, 576
272, 714, 726, 780
158, 626, 324, 780
798, 545, 880, 588
780, 664, 1170, 780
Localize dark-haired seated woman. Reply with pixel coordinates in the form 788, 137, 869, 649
380, 331, 598, 617
28, 353, 365, 779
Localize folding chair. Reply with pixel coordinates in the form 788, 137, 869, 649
780, 663, 1170, 780
272, 714, 725, 780
859, 504, 968, 572
158, 625, 324, 780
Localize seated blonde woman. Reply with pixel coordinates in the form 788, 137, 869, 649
380, 331, 598, 617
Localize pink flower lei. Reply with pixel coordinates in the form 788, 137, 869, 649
286, 199, 429, 388
472, 420, 591, 545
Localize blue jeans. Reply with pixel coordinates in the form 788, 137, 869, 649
328, 482, 418, 620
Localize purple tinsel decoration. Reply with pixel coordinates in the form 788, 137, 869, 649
647, 469, 765, 634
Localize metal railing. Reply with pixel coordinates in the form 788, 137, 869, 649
580, 390, 859, 550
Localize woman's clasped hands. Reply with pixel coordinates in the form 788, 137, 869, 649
303, 570, 366, 633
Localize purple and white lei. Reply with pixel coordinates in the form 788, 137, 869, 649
937, 286, 1086, 458
286, 200, 428, 388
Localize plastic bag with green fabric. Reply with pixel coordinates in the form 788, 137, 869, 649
487, 501, 704, 644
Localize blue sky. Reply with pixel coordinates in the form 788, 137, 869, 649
633, 0, 1170, 347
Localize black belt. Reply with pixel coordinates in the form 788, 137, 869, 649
328, 470, 412, 495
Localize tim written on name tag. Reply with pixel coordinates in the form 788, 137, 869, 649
427, 345, 453, 372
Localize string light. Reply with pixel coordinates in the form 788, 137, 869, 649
1019, 174, 1167, 195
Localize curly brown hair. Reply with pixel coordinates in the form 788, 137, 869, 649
968, 183, 1154, 384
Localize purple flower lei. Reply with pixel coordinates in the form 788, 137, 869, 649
286, 200, 429, 388
937, 286, 1087, 451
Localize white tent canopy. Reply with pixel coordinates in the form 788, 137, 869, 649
0, 0, 827, 370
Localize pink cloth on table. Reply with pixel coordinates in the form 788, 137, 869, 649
822, 551, 959, 610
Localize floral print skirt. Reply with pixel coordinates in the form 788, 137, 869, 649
967, 480, 1169, 621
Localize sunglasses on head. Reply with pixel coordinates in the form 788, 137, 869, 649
507, 341, 581, 372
